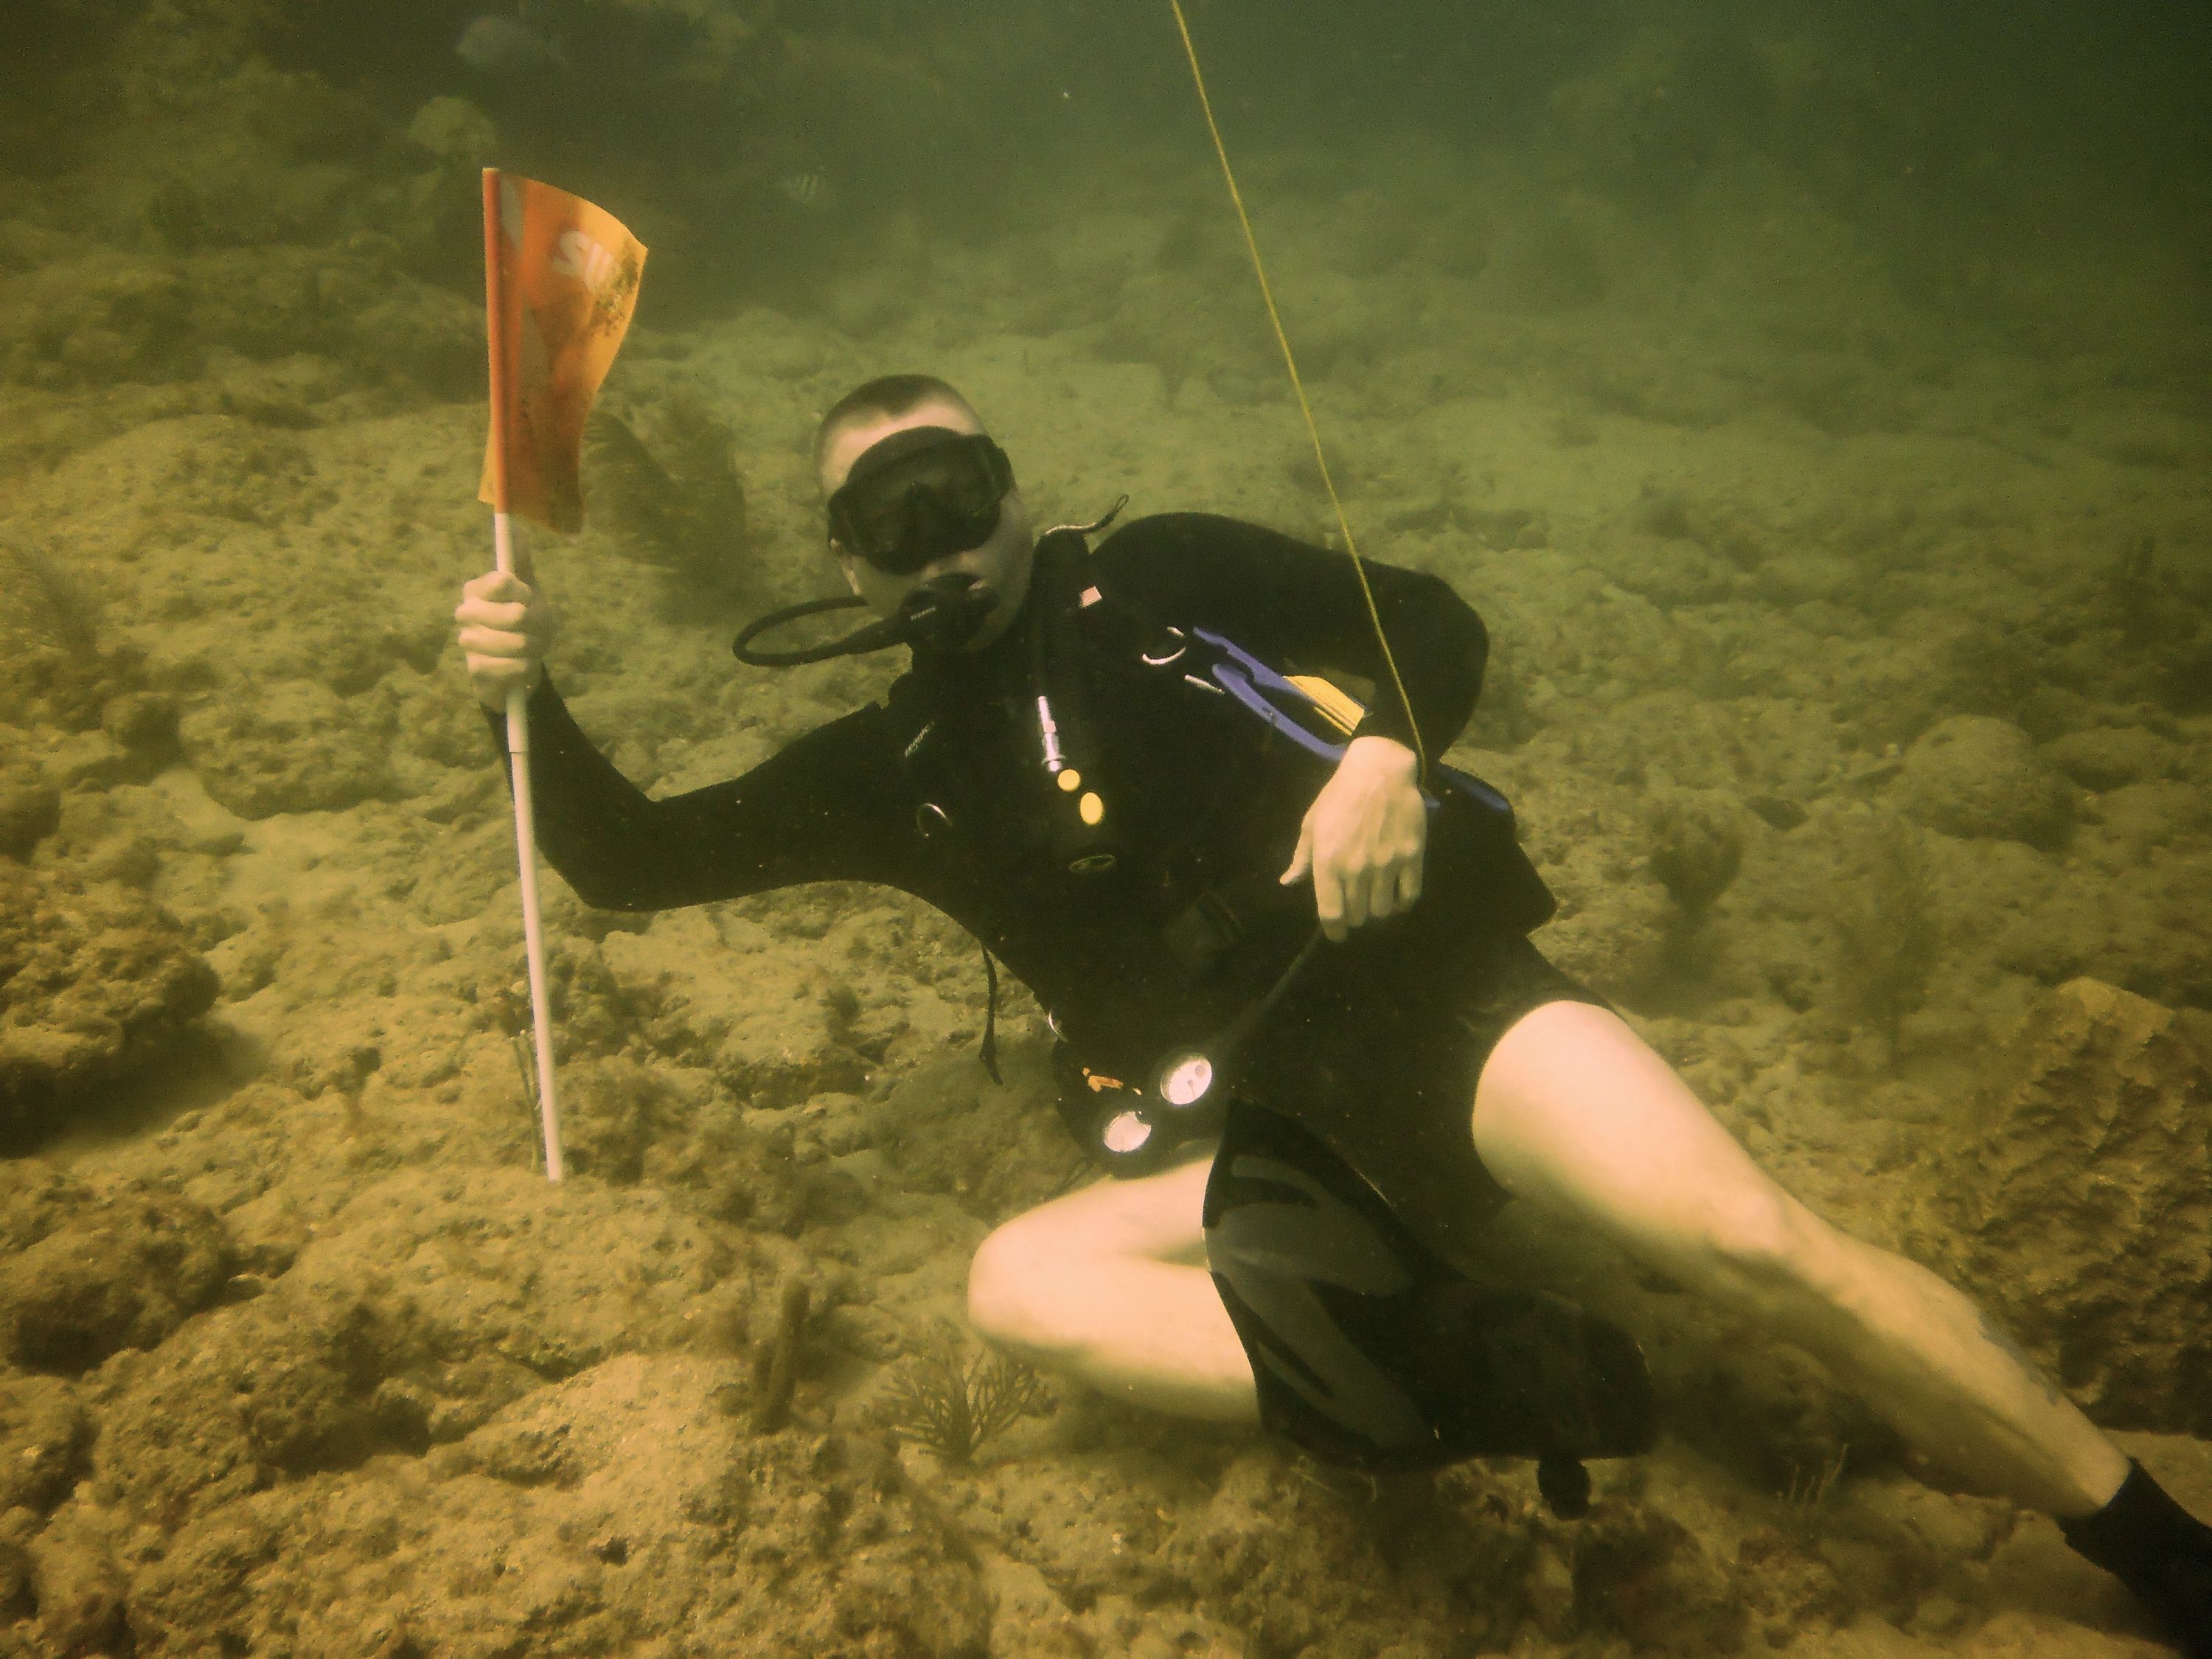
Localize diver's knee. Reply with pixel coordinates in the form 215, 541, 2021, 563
1679, 1188, 1832, 1312
965, 1219, 1068, 1356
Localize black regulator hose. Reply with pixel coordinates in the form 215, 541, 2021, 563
731, 594, 871, 666
732, 574, 996, 667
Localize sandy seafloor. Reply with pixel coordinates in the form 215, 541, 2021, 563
2, 5, 2211, 1656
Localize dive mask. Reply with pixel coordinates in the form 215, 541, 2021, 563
826, 427, 1014, 575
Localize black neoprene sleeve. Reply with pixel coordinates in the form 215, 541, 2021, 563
489, 678, 915, 910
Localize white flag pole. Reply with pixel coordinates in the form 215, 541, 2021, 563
493, 509, 566, 1182
484, 167, 566, 1182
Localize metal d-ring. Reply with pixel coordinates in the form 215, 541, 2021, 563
1142, 625, 1188, 667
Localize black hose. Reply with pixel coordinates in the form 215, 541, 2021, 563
731, 594, 878, 667
732, 574, 998, 668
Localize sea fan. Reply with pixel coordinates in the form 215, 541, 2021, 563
585, 395, 749, 602
875, 1325, 1048, 1467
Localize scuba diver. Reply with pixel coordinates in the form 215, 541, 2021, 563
453, 373, 2212, 1652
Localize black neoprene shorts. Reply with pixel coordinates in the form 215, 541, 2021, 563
1237, 929, 1611, 1277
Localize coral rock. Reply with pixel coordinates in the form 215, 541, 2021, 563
0, 1373, 87, 1514
0, 863, 218, 1141
404, 95, 498, 167
180, 677, 394, 818
130, 1356, 992, 1659
26, 1503, 128, 1656
1896, 714, 2073, 846
2041, 725, 2180, 793
1645, 785, 1747, 914
1924, 978, 2212, 1430
0, 1161, 232, 1372
0, 757, 61, 860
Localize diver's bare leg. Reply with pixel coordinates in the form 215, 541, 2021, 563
966, 1152, 1261, 1422
1471, 1000, 2130, 1517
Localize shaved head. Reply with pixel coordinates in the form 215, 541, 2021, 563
814, 373, 982, 494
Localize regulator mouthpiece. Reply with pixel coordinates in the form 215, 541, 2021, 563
900, 572, 997, 653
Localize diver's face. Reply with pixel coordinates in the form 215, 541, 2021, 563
820, 398, 1034, 650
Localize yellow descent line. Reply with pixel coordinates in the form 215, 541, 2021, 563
1166, 0, 1430, 783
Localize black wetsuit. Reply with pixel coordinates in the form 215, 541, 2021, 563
504, 512, 1597, 1272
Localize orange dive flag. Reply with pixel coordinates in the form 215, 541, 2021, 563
479, 169, 647, 535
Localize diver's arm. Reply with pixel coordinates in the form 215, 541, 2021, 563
457, 567, 913, 908
1091, 512, 1486, 754
489, 678, 914, 910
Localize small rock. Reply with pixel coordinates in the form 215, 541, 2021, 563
2039, 725, 2178, 792
0, 863, 218, 1141
0, 1164, 232, 1371
27, 1505, 128, 1656
222, 1186, 309, 1278
1645, 787, 1747, 914
0, 1508, 32, 1619
99, 689, 181, 768
1908, 1591, 1974, 1637
406, 96, 498, 167
1523, 1533, 1576, 1638
0, 762, 60, 860
0, 1374, 86, 1513
180, 678, 394, 819
1896, 714, 2073, 846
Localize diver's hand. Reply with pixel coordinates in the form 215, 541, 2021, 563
1280, 736, 1427, 942
454, 570, 559, 711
